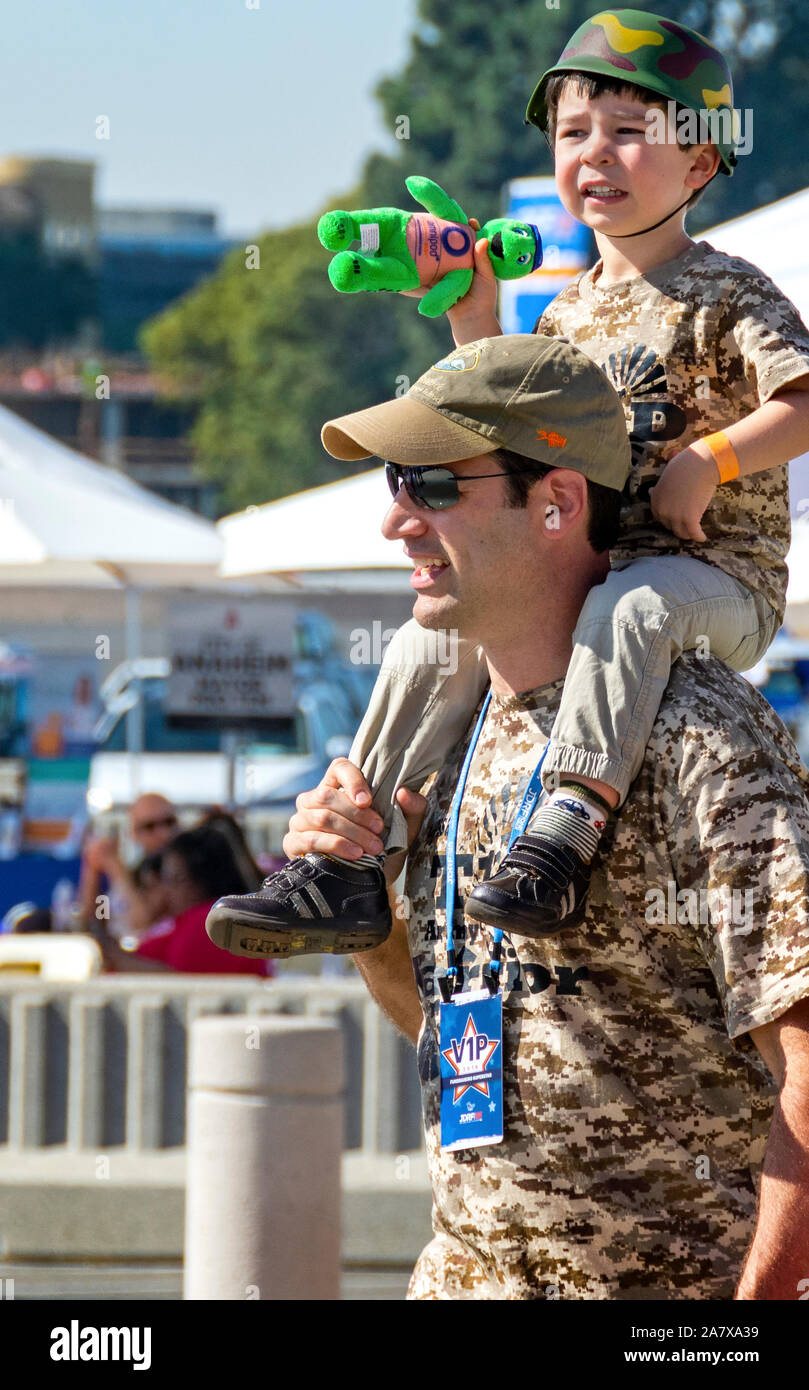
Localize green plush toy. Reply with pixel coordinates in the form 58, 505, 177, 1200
317, 175, 542, 318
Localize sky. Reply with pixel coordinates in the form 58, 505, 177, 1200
0, 0, 417, 238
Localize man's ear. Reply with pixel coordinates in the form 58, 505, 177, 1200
534, 468, 588, 537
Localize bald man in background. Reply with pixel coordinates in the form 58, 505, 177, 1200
78, 793, 179, 936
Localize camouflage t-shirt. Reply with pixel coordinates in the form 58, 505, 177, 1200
405, 653, 809, 1301
535, 241, 809, 621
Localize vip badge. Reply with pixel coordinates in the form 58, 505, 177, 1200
439, 990, 504, 1151
442, 1013, 500, 1102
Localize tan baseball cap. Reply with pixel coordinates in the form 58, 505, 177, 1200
321, 334, 631, 491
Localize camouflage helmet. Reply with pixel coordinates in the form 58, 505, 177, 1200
526, 9, 737, 175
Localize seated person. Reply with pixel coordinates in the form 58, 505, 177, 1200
78, 793, 180, 936
92, 825, 273, 977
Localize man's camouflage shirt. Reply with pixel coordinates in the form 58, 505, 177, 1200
405, 654, 809, 1300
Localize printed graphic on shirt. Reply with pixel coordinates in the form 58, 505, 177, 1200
601, 344, 687, 489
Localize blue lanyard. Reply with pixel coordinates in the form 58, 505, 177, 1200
440, 688, 548, 1000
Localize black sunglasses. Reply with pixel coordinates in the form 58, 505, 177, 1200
385, 461, 538, 510
135, 814, 178, 834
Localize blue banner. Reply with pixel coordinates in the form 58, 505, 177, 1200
498, 176, 593, 333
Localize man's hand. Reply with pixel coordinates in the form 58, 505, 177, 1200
82, 835, 121, 877
284, 758, 427, 885
284, 757, 386, 862
735, 995, 809, 1299
284, 759, 427, 1043
649, 445, 718, 542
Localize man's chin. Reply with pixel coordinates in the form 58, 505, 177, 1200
412, 593, 461, 632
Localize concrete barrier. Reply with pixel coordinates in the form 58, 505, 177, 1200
0, 975, 432, 1298
185, 1016, 343, 1301
0, 974, 422, 1153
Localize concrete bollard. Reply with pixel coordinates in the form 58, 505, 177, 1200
184, 1015, 344, 1301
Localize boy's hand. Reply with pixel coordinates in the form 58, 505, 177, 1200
649, 445, 718, 543
400, 220, 500, 343
284, 758, 385, 862
447, 228, 501, 345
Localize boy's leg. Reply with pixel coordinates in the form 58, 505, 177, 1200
542, 555, 777, 802
467, 555, 778, 936
349, 618, 490, 855
205, 619, 489, 959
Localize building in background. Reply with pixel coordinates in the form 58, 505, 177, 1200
97, 207, 237, 352
0, 157, 239, 517
0, 155, 96, 265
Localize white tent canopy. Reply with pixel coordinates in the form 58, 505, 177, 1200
705, 188, 809, 517
786, 516, 809, 636
705, 186, 809, 329
0, 400, 224, 587
219, 468, 410, 584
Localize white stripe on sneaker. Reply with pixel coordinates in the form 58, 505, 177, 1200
304, 882, 334, 917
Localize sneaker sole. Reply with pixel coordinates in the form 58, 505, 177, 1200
205, 904, 390, 959
464, 892, 586, 938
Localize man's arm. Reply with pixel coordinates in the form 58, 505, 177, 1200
85, 917, 173, 973
351, 886, 423, 1045
77, 837, 160, 935
284, 758, 427, 1046
737, 994, 809, 1299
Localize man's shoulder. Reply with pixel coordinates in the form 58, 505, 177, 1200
646, 652, 809, 794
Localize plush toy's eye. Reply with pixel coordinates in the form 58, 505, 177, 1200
515, 227, 529, 236
516, 253, 530, 263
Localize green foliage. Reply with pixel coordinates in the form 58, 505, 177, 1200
143, 0, 809, 512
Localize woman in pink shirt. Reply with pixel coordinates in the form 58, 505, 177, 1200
94, 824, 273, 977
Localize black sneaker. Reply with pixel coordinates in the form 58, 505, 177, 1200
205, 854, 391, 960
465, 835, 590, 938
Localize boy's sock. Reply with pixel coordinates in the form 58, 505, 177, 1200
332, 851, 385, 870
524, 781, 613, 862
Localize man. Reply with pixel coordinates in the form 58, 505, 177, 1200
78, 792, 179, 936
226, 336, 809, 1299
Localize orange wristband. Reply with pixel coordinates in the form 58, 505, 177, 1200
703, 430, 740, 484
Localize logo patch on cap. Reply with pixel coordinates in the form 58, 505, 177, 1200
537, 428, 567, 448
433, 349, 480, 373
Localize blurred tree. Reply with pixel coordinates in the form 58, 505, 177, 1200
144, 0, 809, 510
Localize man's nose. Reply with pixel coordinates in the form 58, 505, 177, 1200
381, 489, 430, 541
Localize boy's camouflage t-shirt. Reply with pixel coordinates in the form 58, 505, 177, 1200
404, 654, 809, 1301
535, 241, 809, 621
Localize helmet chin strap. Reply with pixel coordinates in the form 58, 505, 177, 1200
606, 193, 693, 238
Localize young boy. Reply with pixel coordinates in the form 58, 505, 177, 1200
207, 9, 809, 957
